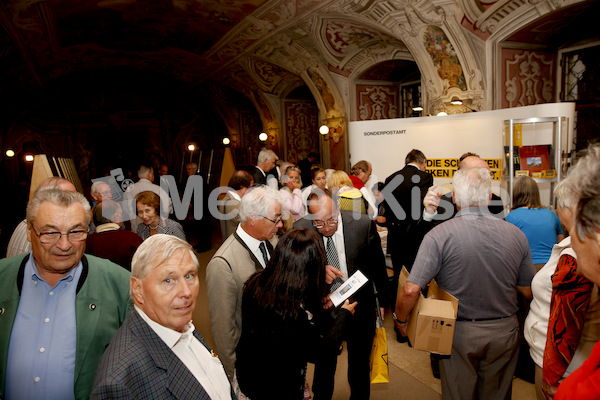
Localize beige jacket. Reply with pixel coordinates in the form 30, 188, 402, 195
206, 231, 274, 378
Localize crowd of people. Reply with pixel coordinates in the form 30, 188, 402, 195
0, 143, 599, 400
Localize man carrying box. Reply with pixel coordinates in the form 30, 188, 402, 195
394, 167, 535, 400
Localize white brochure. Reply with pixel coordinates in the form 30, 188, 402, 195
330, 270, 369, 307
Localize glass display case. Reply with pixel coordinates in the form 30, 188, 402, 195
503, 116, 571, 209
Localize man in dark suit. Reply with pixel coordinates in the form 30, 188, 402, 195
383, 149, 433, 279
298, 151, 319, 189
251, 148, 278, 186
91, 234, 234, 400
294, 189, 387, 400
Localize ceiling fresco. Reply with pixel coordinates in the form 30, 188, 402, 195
0, 0, 595, 112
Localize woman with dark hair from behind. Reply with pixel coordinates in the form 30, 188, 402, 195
235, 229, 356, 400
506, 176, 565, 270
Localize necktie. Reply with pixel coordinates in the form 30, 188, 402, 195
326, 237, 344, 291
259, 241, 269, 266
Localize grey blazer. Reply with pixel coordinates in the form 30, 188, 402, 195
206, 231, 274, 378
91, 309, 234, 399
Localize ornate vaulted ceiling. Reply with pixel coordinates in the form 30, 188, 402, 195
0, 0, 597, 158
0, 0, 418, 101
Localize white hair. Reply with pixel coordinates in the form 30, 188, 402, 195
90, 180, 110, 195
238, 185, 284, 223
567, 145, 600, 240
137, 165, 153, 179
257, 148, 277, 164
452, 167, 491, 209
131, 234, 198, 279
554, 176, 578, 211
27, 189, 91, 227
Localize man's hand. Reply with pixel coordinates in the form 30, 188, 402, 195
323, 294, 333, 310
424, 185, 442, 214
325, 264, 344, 284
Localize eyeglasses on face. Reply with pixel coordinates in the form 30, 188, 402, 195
31, 226, 88, 244
312, 218, 338, 229
259, 215, 282, 225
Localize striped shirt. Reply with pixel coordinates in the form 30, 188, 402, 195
6, 220, 31, 258
137, 217, 186, 241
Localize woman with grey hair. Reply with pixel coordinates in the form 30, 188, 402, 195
523, 177, 599, 399
554, 144, 600, 400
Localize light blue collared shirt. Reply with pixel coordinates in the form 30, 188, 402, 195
5, 254, 82, 400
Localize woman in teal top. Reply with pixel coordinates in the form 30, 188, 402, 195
506, 176, 565, 269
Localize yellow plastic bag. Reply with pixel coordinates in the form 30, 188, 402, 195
369, 326, 389, 383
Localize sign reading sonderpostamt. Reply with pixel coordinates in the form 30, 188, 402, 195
349, 102, 575, 205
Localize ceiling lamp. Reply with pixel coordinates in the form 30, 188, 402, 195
25, 154, 34, 162
319, 125, 330, 135
187, 144, 195, 151
5, 149, 15, 157
222, 137, 231, 145
258, 132, 268, 142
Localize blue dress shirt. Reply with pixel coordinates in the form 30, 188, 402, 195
5, 254, 82, 400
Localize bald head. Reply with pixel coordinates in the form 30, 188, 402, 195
459, 156, 490, 171
36, 177, 77, 193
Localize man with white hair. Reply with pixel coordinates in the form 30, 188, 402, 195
251, 148, 278, 186
91, 235, 233, 399
90, 181, 113, 206
394, 167, 536, 400
206, 185, 284, 378
122, 165, 173, 231
0, 189, 131, 400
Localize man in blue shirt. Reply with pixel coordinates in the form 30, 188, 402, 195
0, 188, 131, 400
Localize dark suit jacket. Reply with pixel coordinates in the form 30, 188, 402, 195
297, 157, 313, 189
251, 166, 267, 186
91, 310, 234, 400
294, 210, 388, 311
413, 192, 505, 249
383, 165, 433, 268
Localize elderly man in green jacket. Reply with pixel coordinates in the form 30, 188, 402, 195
0, 188, 131, 400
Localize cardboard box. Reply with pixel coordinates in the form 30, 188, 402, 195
398, 267, 458, 355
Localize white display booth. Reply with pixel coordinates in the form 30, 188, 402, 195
348, 103, 575, 212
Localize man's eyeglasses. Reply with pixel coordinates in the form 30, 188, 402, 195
31, 226, 88, 244
313, 218, 338, 229
260, 215, 282, 225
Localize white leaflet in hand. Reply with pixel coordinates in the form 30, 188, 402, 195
330, 270, 369, 307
